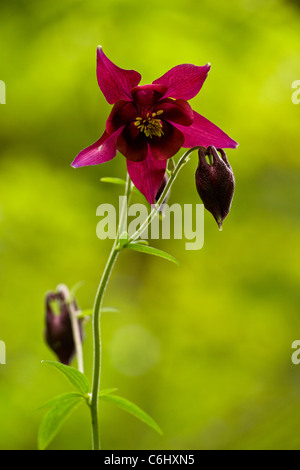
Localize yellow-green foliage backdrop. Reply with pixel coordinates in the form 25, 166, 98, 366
1, 0, 300, 450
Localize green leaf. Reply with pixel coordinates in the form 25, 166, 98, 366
130, 240, 149, 246
101, 307, 120, 314
76, 308, 93, 319
100, 177, 147, 201
100, 177, 127, 186
126, 243, 180, 267
98, 388, 118, 397
36, 392, 84, 411
42, 361, 89, 395
38, 394, 83, 450
77, 307, 119, 319
68, 280, 85, 302
99, 394, 163, 435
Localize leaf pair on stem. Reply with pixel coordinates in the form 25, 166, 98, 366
38, 361, 162, 450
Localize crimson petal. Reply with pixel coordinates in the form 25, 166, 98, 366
97, 47, 142, 105
149, 121, 184, 160
153, 63, 211, 100
71, 127, 123, 168
175, 111, 238, 149
106, 100, 138, 134
116, 122, 148, 162
154, 98, 193, 126
127, 149, 167, 204
131, 84, 168, 109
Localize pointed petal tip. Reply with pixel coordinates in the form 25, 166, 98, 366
96, 47, 141, 104
71, 154, 87, 168
228, 140, 239, 150
225, 139, 239, 150
227, 140, 240, 150
96, 45, 103, 58
179, 111, 239, 150
71, 129, 121, 168
153, 62, 212, 101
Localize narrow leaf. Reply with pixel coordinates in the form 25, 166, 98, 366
76, 308, 93, 319
100, 177, 147, 201
99, 394, 163, 435
102, 307, 120, 313
36, 392, 84, 411
100, 177, 126, 186
42, 361, 89, 395
68, 280, 85, 302
38, 396, 83, 450
130, 240, 149, 246
126, 243, 180, 267
98, 388, 118, 397
77, 307, 119, 319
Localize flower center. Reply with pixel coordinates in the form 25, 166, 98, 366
134, 110, 164, 138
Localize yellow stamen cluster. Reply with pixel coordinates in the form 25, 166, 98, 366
134, 110, 164, 138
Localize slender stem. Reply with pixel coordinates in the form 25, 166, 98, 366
90, 172, 131, 450
128, 146, 200, 243
69, 302, 84, 374
56, 283, 84, 373
89, 148, 199, 449
90, 240, 119, 450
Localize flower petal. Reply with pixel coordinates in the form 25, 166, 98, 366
154, 98, 193, 126
71, 127, 123, 168
149, 121, 184, 160
127, 149, 167, 204
96, 46, 142, 105
106, 100, 138, 134
153, 63, 211, 100
116, 122, 148, 162
131, 84, 168, 109
175, 111, 238, 149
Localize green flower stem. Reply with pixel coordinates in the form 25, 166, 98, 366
90, 240, 119, 450
90, 172, 131, 450
89, 147, 199, 450
128, 146, 200, 243
69, 301, 84, 374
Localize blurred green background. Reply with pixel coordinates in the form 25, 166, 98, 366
1, 0, 300, 450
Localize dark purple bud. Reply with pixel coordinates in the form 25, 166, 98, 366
195, 146, 235, 230
44, 286, 83, 365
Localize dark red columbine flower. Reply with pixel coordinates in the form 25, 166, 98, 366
45, 286, 83, 365
72, 47, 238, 204
195, 146, 235, 230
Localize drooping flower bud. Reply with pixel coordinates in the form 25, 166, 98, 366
195, 146, 235, 230
44, 285, 83, 365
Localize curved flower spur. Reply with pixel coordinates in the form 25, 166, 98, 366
72, 47, 238, 204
